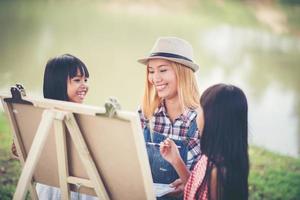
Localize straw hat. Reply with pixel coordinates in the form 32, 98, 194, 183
138, 37, 199, 72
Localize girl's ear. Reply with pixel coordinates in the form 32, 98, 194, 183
196, 106, 204, 137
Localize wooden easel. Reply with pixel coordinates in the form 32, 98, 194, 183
2, 85, 39, 200
1, 85, 155, 200
3, 86, 109, 200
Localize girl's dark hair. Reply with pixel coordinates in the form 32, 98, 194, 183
200, 83, 249, 200
43, 54, 89, 101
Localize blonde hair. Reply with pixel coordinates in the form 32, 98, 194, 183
142, 61, 200, 119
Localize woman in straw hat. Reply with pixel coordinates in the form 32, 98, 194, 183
138, 37, 204, 199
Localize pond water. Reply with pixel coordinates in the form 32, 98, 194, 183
0, 1, 299, 157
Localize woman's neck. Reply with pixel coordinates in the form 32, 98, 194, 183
165, 96, 184, 122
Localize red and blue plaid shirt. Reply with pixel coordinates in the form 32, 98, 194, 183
138, 102, 201, 169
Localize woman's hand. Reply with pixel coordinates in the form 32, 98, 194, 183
160, 138, 191, 185
160, 138, 181, 165
167, 178, 185, 197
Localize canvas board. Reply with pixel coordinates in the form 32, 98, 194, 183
0, 94, 155, 200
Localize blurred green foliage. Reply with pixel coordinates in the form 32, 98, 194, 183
279, 0, 300, 5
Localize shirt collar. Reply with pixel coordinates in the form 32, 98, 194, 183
153, 100, 197, 123
154, 100, 167, 117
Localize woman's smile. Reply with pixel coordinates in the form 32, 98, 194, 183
155, 83, 168, 91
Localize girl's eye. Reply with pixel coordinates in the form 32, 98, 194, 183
160, 69, 167, 72
73, 78, 81, 82
148, 70, 154, 74
84, 78, 88, 82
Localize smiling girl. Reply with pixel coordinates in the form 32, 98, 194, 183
138, 37, 203, 199
37, 54, 97, 200
43, 54, 89, 103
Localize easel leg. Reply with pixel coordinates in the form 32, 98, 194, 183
13, 110, 55, 200
28, 183, 38, 200
65, 113, 110, 200
54, 118, 70, 200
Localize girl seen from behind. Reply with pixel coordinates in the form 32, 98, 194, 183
161, 84, 249, 200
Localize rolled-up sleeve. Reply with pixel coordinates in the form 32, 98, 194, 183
137, 108, 148, 129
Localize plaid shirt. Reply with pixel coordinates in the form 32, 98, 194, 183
184, 155, 209, 200
138, 102, 201, 169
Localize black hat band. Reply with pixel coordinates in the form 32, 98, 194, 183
150, 52, 193, 63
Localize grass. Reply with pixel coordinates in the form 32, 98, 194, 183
0, 112, 300, 199
249, 146, 300, 200
0, 113, 22, 200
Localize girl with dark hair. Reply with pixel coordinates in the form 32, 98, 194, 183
160, 83, 249, 200
36, 54, 97, 200
43, 53, 89, 103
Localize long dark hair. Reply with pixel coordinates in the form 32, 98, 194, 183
200, 83, 249, 200
43, 54, 89, 101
